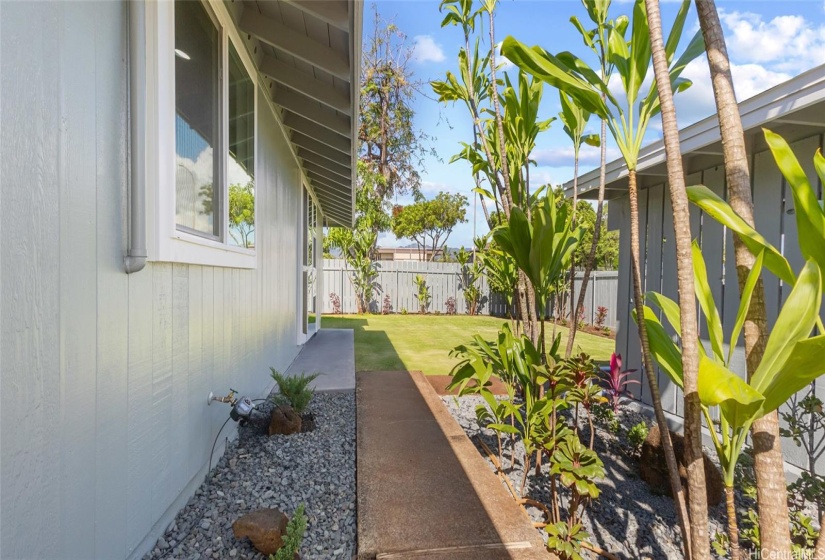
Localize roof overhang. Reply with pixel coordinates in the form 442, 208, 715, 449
564, 63, 825, 200
227, 0, 363, 227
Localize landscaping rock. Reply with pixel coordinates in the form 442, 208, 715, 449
232, 509, 288, 555
141, 392, 356, 560
301, 412, 316, 433
639, 424, 724, 507
269, 404, 302, 436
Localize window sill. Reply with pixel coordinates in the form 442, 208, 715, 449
151, 229, 257, 269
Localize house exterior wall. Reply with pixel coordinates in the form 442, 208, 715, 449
612, 133, 825, 474
0, 3, 306, 559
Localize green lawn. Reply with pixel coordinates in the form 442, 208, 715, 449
322, 314, 615, 375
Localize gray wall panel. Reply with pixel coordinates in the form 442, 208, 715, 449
610, 138, 825, 474
0, 4, 306, 557
323, 259, 617, 327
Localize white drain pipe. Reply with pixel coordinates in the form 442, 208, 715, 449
125, 0, 147, 274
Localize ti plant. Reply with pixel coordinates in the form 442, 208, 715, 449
561, 353, 606, 449
345, 230, 381, 314
545, 435, 605, 560
601, 352, 639, 413
636, 130, 825, 554
493, 194, 583, 357
456, 245, 484, 315
413, 274, 431, 314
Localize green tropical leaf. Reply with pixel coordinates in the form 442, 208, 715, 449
501, 37, 608, 117
686, 185, 795, 285
627, 0, 650, 106
751, 259, 822, 394
633, 306, 684, 388
814, 149, 825, 189
727, 249, 765, 366
698, 355, 764, 430
759, 335, 825, 413
764, 129, 825, 289
646, 291, 682, 338
692, 241, 725, 362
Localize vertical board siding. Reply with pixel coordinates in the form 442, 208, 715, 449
0, 3, 64, 558
612, 136, 825, 474
322, 259, 618, 327
0, 6, 305, 558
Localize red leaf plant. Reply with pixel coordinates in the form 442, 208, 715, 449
601, 352, 639, 412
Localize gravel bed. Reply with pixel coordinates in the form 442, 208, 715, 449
442, 395, 729, 560
144, 391, 356, 560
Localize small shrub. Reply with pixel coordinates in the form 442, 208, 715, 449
413, 274, 431, 314
329, 293, 341, 314
627, 421, 648, 453
382, 294, 392, 315
445, 296, 457, 315
400, 307, 408, 315
270, 504, 307, 560
270, 369, 320, 414
594, 306, 608, 329
433, 310, 441, 315
591, 403, 620, 434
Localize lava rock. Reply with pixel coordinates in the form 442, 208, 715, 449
269, 405, 302, 436
231, 509, 289, 555
639, 424, 724, 506
301, 412, 316, 433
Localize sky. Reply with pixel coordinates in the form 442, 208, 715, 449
370, 0, 825, 249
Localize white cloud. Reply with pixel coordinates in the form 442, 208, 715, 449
672, 58, 791, 128
412, 35, 445, 64
528, 167, 560, 189
495, 41, 515, 72
719, 10, 825, 73
533, 144, 621, 168
420, 180, 477, 197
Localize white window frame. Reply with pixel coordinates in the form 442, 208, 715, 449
144, 0, 258, 268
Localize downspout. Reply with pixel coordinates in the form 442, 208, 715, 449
125, 0, 147, 274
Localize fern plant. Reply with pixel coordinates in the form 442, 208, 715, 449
269, 504, 307, 560
270, 369, 320, 414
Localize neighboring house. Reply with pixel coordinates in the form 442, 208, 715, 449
0, 1, 362, 559
565, 64, 825, 475
376, 245, 445, 262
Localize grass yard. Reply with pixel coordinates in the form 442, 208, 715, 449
322, 314, 615, 375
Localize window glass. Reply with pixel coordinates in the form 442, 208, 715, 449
175, 0, 221, 238
227, 42, 255, 248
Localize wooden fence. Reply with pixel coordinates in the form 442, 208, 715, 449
322, 259, 619, 328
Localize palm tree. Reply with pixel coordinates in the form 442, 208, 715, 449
561, 0, 612, 359
642, 1, 709, 557
693, 0, 793, 554
434, 0, 536, 341
558, 90, 599, 357
503, 1, 704, 553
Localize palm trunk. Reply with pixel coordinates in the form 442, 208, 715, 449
694, 1, 792, 554
565, 152, 581, 358
725, 485, 739, 560
567, 116, 609, 358
629, 166, 696, 560
815, 514, 825, 559
644, 2, 709, 558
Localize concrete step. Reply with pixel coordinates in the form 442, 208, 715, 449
356, 370, 554, 560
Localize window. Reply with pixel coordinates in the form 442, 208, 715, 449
174, 0, 220, 239
146, 0, 257, 268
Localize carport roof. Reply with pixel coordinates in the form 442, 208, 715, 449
564, 63, 825, 200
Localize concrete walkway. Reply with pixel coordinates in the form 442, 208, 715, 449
356, 370, 553, 560
285, 328, 355, 391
